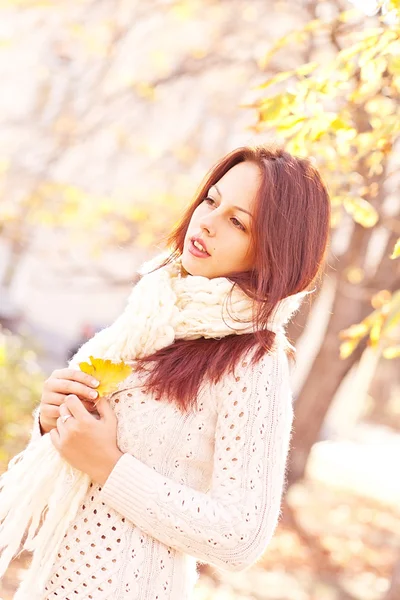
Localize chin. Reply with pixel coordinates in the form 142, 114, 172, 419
181, 253, 210, 278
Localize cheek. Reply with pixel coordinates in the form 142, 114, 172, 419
219, 236, 252, 263
234, 238, 254, 268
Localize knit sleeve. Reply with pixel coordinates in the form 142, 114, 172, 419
99, 348, 294, 572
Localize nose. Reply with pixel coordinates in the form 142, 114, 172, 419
199, 215, 216, 237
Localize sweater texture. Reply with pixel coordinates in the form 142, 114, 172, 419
0, 250, 309, 597
24, 344, 294, 600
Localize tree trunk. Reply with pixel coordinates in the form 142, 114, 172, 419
287, 226, 400, 485
286, 278, 323, 346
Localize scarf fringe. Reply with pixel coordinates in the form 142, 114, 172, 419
0, 434, 89, 597
14, 466, 90, 598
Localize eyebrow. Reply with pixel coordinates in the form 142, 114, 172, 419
210, 184, 253, 218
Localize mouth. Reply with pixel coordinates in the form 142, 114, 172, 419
188, 237, 211, 258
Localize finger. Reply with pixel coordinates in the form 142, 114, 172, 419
57, 408, 73, 435
65, 394, 91, 420
81, 399, 99, 413
40, 404, 62, 421
50, 427, 60, 449
41, 391, 68, 407
59, 403, 72, 418
42, 392, 97, 414
95, 396, 113, 418
56, 414, 66, 432
47, 379, 99, 402
53, 368, 100, 389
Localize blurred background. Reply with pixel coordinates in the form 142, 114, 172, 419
0, 0, 400, 598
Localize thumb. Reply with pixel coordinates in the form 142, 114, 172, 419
94, 396, 114, 419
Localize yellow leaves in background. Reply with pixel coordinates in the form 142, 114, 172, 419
339, 339, 361, 360
339, 291, 400, 359
343, 197, 379, 228
383, 345, 400, 358
258, 94, 295, 123
0, 342, 6, 367
133, 82, 156, 100
255, 62, 318, 91
345, 267, 365, 284
170, 1, 198, 21
250, 5, 400, 183
17, 181, 154, 247
67, 21, 114, 57
78, 356, 132, 401
391, 238, 400, 259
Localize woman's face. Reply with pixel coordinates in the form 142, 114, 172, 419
182, 161, 260, 279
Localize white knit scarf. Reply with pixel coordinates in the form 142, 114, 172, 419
0, 251, 311, 598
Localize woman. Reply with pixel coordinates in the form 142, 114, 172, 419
12, 145, 330, 599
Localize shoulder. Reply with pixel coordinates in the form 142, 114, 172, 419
238, 343, 291, 384
214, 344, 293, 413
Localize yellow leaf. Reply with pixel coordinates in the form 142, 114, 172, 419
78, 356, 132, 399
255, 70, 295, 90
388, 55, 400, 75
343, 197, 379, 228
258, 94, 288, 123
339, 323, 369, 340
276, 115, 307, 133
381, 290, 400, 334
0, 343, 6, 366
388, 0, 400, 11
369, 314, 384, 347
339, 339, 360, 359
390, 238, 400, 259
170, 1, 196, 20
371, 289, 392, 309
383, 345, 400, 359
345, 267, 365, 284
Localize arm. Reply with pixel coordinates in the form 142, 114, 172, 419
99, 349, 294, 572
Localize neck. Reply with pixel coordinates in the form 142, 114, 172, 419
180, 264, 191, 278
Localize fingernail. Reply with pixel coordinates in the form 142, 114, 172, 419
90, 390, 98, 399
91, 379, 100, 387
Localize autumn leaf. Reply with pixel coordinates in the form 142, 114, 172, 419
339, 338, 360, 359
383, 345, 400, 359
390, 237, 400, 259
343, 197, 379, 228
78, 356, 132, 401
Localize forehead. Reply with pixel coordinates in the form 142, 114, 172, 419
211, 162, 261, 210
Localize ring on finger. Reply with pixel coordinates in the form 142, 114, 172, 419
59, 403, 74, 425
60, 414, 73, 424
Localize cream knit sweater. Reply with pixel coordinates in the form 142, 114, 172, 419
25, 342, 294, 600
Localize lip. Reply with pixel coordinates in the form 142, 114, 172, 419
190, 235, 209, 254
188, 236, 211, 258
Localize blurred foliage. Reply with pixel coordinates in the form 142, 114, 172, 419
340, 287, 400, 359
244, 0, 400, 359
0, 325, 45, 471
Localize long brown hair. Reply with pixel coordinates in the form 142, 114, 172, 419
133, 145, 331, 411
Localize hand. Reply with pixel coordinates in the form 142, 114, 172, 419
50, 394, 123, 486
39, 368, 101, 434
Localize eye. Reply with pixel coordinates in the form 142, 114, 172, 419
203, 197, 246, 231
231, 217, 246, 231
